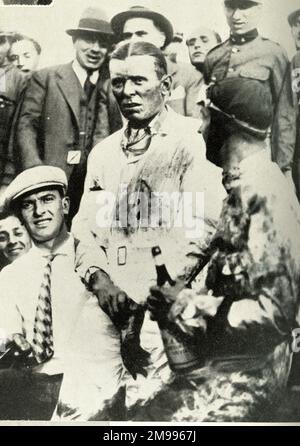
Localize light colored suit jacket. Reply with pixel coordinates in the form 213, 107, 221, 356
72, 107, 225, 302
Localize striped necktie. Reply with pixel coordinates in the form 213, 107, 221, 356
32, 254, 57, 364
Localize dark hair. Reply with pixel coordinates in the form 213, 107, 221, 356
110, 41, 168, 79
10, 32, 42, 55
0, 208, 15, 221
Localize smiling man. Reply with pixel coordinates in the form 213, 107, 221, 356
0, 211, 31, 268
204, 0, 296, 186
16, 7, 121, 223
0, 165, 124, 421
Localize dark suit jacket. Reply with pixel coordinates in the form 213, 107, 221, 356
17, 62, 122, 179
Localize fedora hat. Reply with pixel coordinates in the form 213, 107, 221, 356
111, 6, 174, 46
66, 7, 113, 39
288, 8, 300, 26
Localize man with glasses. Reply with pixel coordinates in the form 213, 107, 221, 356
204, 0, 296, 189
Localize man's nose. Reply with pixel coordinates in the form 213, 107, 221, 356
232, 8, 243, 18
7, 234, 18, 247
33, 201, 45, 216
194, 40, 202, 49
91, 40, 101, 52
123, 80, 135, 96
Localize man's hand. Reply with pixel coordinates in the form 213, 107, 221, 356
0, 334, 32, 369
89, 269, 131, 329
90, 270, 151, 379
147, 282, 185, 324
12, 334, 32, 354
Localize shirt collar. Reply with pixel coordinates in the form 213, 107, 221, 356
121, 105, 168, 149
230, 28, 259, 45
72, 59, 99, 88
31, 233, 75, 260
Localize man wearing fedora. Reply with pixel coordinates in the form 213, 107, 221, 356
110, 5, 203, 117
204, 0, 296, 189
16, 7, 122, 223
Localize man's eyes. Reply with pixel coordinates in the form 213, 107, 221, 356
136, 31, 147, 37
133, 78, 144, 85
112, 79, 124, 88
21, 202, 33, 210
14, 230, 25, 237
42, 195, 55, 203
0, 234, 7, 242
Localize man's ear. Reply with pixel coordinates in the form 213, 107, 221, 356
160, 74, 172, 97
62, 196, 70, 216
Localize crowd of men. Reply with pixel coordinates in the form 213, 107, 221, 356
0, 0, 299, 422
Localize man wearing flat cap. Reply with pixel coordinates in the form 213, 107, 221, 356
204, 0, 296, 187
0, 166, 124, 421
16, 7, 122, 223
111, 5, 203, 117
136, 78, 300, 422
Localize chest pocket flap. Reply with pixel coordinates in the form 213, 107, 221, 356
239, 66, 270, 81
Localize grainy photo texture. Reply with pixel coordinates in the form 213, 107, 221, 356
0, 0, 299, 424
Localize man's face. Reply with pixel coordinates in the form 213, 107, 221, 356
110, 55, 169, 125
122, 18, 166, 49
9, 39, 40, 74
291, 14, 300, 50
187, 28, 220, 65
19, 189, 69, 244
74, 32, 109, 71
0, 215, 31, 263
224, 0, 262, 35
0, 35, 10, 67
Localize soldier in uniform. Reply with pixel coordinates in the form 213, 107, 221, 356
132, 78, 300, 422
203, 0, 296, 188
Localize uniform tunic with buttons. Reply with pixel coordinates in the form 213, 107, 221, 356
204, 31, 296, 173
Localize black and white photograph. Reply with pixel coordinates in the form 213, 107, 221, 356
0, 0, 299, 426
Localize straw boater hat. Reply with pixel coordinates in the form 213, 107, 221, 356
66, 7, 114, 40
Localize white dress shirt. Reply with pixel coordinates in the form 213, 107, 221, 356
72, 59, 99, 88
0, 234, 122, 374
